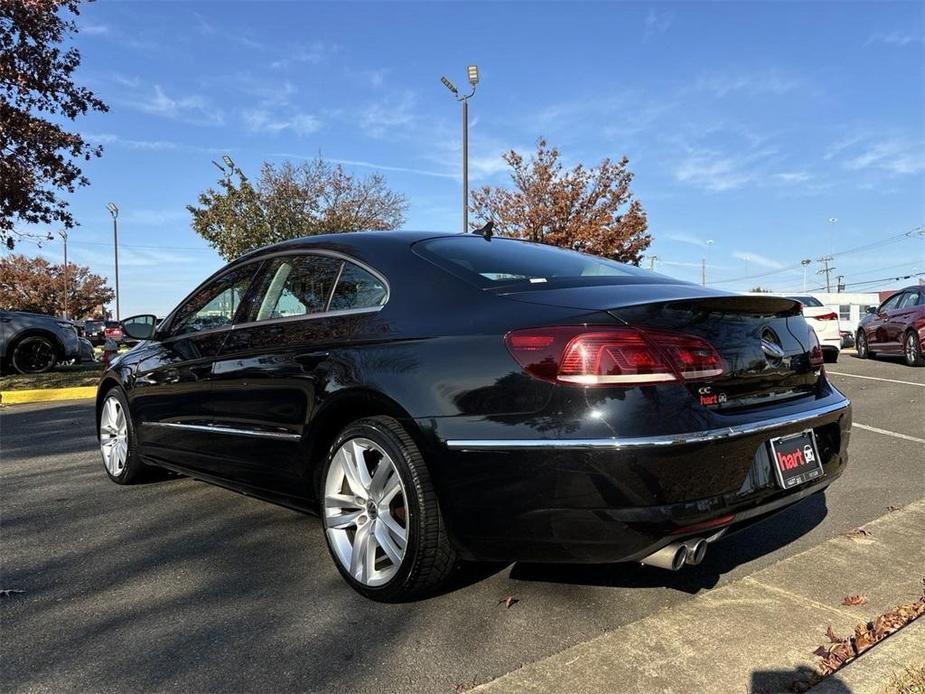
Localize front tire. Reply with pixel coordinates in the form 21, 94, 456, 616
321, 416, 457, 601
11, 335, 58, 374
98, 388, 149, 484
904, 331, 924, 367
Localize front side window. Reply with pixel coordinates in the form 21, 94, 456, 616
897, 292, 919, 309
168, 264, 256, 337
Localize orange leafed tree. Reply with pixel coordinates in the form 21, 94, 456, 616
469, 138, 651, 264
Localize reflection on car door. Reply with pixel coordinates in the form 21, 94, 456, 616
886, 292, 918, 349
869, 293, 903, 349
207, 252, 389, 495
132, 262, 261, 473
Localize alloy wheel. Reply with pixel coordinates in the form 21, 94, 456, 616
906, 333, 918, 366
324, 437, 409, 587
857, 332, 867, 358
12, 336, 56, 374
99, 395, 129, 476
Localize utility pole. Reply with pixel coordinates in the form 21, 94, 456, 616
701, 239, 714, 286
836, 275, 845, 293
648, 255, 659, 272
440, 65, 479, 233
817, 256, 835, 293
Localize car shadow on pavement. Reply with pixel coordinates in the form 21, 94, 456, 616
509, 492, 829, 594
751, 666, 850, 693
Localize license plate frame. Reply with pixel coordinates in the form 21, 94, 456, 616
768, 429, 824, 490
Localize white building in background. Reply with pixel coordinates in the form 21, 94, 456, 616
804, 292, 881, 331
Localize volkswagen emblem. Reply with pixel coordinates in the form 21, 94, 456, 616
761, 328, 786, 364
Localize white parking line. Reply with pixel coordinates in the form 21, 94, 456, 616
853, 423, 925, 444
827, 371, 925, 388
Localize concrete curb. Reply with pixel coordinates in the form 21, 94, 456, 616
472, 499, 925, 694
0, 386, 97, 405
810, 616, 925, 693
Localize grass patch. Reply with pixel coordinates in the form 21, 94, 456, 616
0, 362, 103, 390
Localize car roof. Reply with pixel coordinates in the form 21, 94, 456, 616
234, 230, 457, 264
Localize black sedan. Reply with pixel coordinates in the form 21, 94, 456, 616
98, 231, 851, 601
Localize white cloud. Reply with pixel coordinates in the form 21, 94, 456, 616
843, 139, 924, 175
865, 31, 923, 47
270, 42, 334, 69
123, 85, 224, 126
732, 251, 785, 270
666, 232, 712, 248
643, 9, 672, 40
85, 133, 178, 150
359, 91, 417, 138
80, 23, 109, 36
771, 171, 812, 184
242, 109, 322, 136
693, 70, 802, 97
674, 149, 757, 191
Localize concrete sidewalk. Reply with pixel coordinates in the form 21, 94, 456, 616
473, 499, 925, 694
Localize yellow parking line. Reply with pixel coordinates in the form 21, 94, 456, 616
0, 386, 97, 405
827, 371, 925, 388
853, 423, 925, 444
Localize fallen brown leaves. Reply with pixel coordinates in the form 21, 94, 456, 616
841, 594, 868, 606
845, 526, 873, 539
498, 596, 519, 609
813, 587, 925, 677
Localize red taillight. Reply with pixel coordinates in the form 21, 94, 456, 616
807, 330, 824, 368
812, 312, 838, 321
504, 326, 725, 386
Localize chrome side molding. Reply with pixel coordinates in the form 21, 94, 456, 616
144, 421, 301, 442
446, 398, 850, 452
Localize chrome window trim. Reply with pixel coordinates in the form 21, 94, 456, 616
232, 305, 384, 330
144, 421, 301, 442
446, 398, 850, 451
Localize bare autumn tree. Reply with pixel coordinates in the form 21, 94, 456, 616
0, 254, 113, 318
187, 157, 409, 261
470, 138, 651, 264
0, 0, 108, 250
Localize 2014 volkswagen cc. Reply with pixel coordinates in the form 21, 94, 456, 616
97, 231, 851, 601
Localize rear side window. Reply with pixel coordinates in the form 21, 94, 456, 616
786, 295, 823, 307
329, 262, 388, 311
897, 292, 919, 309
252, 254, 388, 322
414, 236, 659, 289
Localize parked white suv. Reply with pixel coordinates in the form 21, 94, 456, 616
785, 295, 841, 363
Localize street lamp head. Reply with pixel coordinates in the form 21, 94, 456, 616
801, 258, 812, 266
467, 64, 479, 86
440, 75, 459, 96
706, 239, 714, 246
106, 202, 118, 218
222, 154, 235, 169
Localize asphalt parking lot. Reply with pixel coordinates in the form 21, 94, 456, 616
2, 352, 924, 693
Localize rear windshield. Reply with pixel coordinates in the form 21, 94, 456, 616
786, 295, 823, 307
413, 236, 658, 289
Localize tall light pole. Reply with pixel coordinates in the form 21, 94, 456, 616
441, 65, 479, 233
800, 258, 812, 292
701, 239, 714, 286
59, 229, 69, 320
107, 202, 120, 320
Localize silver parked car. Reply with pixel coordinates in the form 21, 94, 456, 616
0, 310, 82, 374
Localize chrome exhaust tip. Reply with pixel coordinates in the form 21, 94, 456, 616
640, 542, 689, 571
683, 539, 708, 566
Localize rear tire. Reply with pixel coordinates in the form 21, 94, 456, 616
320, 416, 457, 601
904, 331, 924, 367
856, 331, 872, 359
11, 335, 58, 374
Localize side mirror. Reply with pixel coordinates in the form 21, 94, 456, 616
866, 306, 877, 315
121, 314, 158, 340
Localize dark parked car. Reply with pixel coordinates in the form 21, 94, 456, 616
97, 232, 851, 601
83, 320, 123, 346
0, 309, 82, 374
856, 285, 925, 366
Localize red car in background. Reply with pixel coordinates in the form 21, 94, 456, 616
856, 285, 925, 366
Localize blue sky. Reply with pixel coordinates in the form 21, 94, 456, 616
17, 0, 925, 317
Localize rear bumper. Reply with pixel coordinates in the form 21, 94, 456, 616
430, 396, 851, 563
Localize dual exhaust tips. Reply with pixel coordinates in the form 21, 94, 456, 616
640, 538, 709, 571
